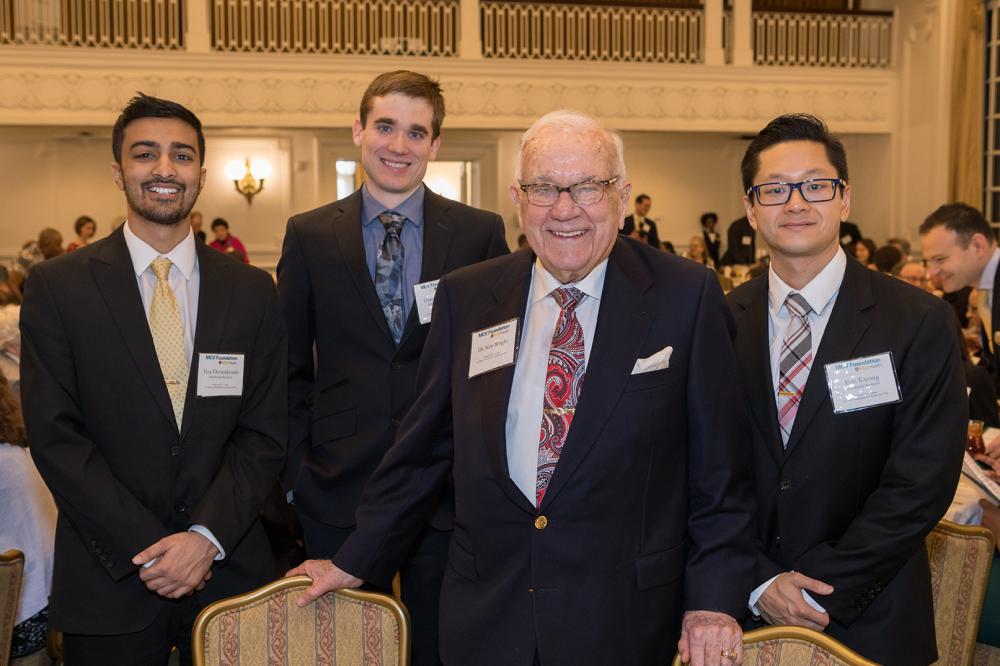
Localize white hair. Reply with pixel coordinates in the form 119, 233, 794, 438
515, 110, 627, 182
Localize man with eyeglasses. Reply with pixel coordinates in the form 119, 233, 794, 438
727, 114, 965, 665
290, 110, 756, 666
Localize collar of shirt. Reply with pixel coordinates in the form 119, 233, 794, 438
123, 221, 197, 280
768, 247, 846, 320
361, 183, 425, 229
530, 257, 609, 307
979, 247, 1000, 293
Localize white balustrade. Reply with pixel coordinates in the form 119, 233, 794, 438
0, 0, 182, 48
480, 1, 702, 63
752, 10, 892, 67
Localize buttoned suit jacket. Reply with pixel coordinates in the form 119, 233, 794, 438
20, 227, 287, 635
727, 257, 966, 665
621, 214, 660, 248
335, 238, 757, 666
278, 187, 508, 530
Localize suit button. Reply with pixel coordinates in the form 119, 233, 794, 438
534, 515, 548, 530
779, 480, 792, 491
170, 446, 181, 456
174, 502, 187, 513
89, 539, 98, 547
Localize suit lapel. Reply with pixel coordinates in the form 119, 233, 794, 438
179, 246, 235, 442
991, 260, 1000, 352
783, 258, 873, 456
331, 191, 395, 344
478, 251, 536, 515
398, 189, 454, 347
539, 240, 655, 509
732, 276, 784, 467
89, 227, 177, 431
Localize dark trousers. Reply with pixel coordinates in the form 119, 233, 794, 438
63, 596, 198, 666
299, 510, 450, 666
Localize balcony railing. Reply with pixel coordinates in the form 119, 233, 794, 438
481, 1, 702, 63
0, 0, 183, 48
211, 0, 459, 55
752, 9, 892, 67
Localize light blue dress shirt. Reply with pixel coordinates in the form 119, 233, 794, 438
361, 184, 425, 325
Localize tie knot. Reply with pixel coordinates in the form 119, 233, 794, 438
785, 292, 811, 318
378, 211, 406, 236
151, 257, 173, 282
552, 287, 584, 311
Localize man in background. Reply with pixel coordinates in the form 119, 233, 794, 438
9, 228, 62, 297
621, 193, 660, 248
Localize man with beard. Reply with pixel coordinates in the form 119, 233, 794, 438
20, 93, 286, 664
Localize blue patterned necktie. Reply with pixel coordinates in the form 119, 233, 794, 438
376, 211, 406, 344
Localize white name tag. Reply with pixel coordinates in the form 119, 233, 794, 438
196, 353, 245, 397
741, 235, 752, 246
841, 234, 853, 245
824, 352, 901, 413
469, 318, 518, 378
413, 279, 440, 325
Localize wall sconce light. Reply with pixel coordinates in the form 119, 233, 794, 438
225, 158, 272, 204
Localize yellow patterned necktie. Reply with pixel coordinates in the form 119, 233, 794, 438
149, 257, 188, 430
976, 289, 995, 354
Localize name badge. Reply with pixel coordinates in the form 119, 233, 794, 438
413, 279, 440, 325
197, 353, 245, 397
841, 234, 853, 245
824, 352, 901, 414
469, 318, 518, 378
741, 235, 752, 246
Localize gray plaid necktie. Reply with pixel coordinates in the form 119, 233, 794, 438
376, 211, 406, 344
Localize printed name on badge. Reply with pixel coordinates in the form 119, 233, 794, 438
197, 353, 245, 397
824, 352, 901, 414
413, 279, 440, 325
469, 318, 518, 378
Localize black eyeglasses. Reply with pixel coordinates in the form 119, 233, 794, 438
519, 177, 619, 206
747, 178, 846, 206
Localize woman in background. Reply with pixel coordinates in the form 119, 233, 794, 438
209, 218, 250, 263
686, 234, 715, 269
66, 216, 96, 252
853, 237, 876, 268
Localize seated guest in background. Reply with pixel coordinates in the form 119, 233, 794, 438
209, 217, 249, 263
839, 220, 862, 251
620, 193, 660, 247
66, 215, 97, 251
686, 234, 715, 268
190, 210, 206, 243
886, 236, 912, 260
290, 109, 756, 666
729, 113, 965, 665
21, 93, 286, 665
852, 237, 876, 267
701, 212, 722, 265
955, 315, 1000, 428
9, 228, 62, 298
893, 260, 931, 292
872, 244, 903, 274
0, 305, 21, 397
720, 215, 755, 265
0, 373, 56, 660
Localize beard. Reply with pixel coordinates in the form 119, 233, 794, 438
125, 178, 199, 227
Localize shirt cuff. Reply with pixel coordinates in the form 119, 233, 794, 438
748, 573, 828, 616
189, 525, 225, 561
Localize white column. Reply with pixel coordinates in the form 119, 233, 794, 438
185, 0, 211, 52
459, 0, 482, 59
731, 0, 753, 67
703, 0, 724, 66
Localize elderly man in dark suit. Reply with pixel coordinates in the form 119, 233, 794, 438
278, 70, 508, 666
20, 94, 286, 664
290, 109, 756, 666
728, 114, 965, 665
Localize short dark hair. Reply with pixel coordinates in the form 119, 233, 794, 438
741, 114, 848, 198
74, 215, 95, 235
918, 203, 993, 248
635, 194, 650, 205
873, 245, 904, 273
211, 218, 229, 230
360, 71, 445, 140
112, 92, 205, 166
700, 212, 718, 226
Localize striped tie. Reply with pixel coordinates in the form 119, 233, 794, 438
777, 292, 812, 447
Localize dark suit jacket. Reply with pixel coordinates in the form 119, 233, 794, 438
621, 214, 660, 248
20, 227, 287, 634
278, 187, 508, 530
976, 265, 1000, 390
720, 216, 755, 265
704, 229, 722, 266
335, 238, 756, 666
728, 258, 966, 666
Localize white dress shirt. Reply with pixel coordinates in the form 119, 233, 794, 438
749, 247, 847, 616
122, 222, 223, 560
505, 259, 608, 505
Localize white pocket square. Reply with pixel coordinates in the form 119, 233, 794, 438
631, 345, 673, 375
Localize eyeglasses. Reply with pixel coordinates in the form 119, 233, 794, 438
746, 178, 846, 206
519, 177, 619, 206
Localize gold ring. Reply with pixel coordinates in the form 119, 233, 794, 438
721, 648, 737, 660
